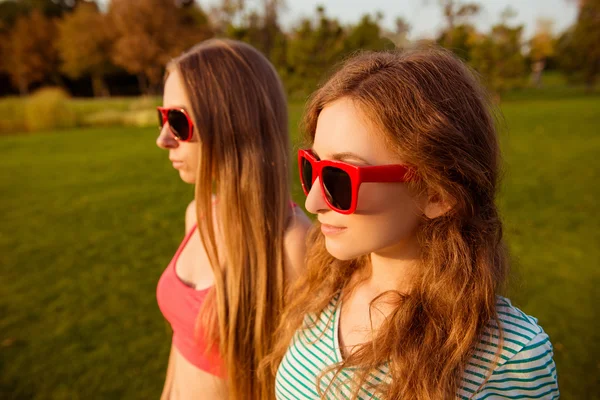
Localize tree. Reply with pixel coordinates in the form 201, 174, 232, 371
261, 0, 286, 60
470, 8, 527, 95
227, 11, 264, 49
556, 0, 600, 89
284, 6, 346, 96
437, 23, 478, 61
208, 0, 245, 34
437, 0, 480, 47
57, 2, 114, 97
14, 0, 84, 18
382, 16, 411, 49
344, 14, 394, 53
2, 10, 61, 95
225, 0, 286, 63
109, 0, 213, 94
528, 18, 555, 87
0, 0, 24, 28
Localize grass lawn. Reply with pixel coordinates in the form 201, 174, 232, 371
0, 96, 598, 399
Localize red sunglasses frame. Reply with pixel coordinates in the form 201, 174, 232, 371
157, 106, 194, 142
298, 149, 417, 214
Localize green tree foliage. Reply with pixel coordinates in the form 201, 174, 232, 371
343, 14, 394, 54
57, 2, 114, 97
556, 0, 600, 88
225, 4, 393, 97
0, 0, 559, 98
437, 0, 480, 52
556, 29, 580, 83
284, 6, 347, 97
470, 17, 527, 94
108, 0, 213, 94
226, 1, 287, 64
209, 0, 246, 34
437, 23, 478, 61
261, 0, 286, 60
528, 18, 555, 87
529, 19, 555, 63
439, 0, 481, 27
382, 17, 411, 49
227, 11, 265, 50
280, 7, 395, 97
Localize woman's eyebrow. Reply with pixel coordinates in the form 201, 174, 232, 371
331, 152, 372, 165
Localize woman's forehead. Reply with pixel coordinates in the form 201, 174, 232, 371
313, 98, 402, 165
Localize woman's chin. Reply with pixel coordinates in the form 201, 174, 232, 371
325, 237, 363, 261
179, 170, 196, 184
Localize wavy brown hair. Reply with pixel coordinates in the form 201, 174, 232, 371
265, 47, 509, 399
170, 39, 290, 400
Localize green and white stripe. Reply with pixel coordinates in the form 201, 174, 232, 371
275, 295, 559, 399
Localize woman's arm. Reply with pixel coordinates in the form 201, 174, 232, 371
474, 332, 559, 399
283, 207, 312, 286
160, 343, 176, 400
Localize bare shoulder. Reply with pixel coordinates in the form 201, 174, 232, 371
185, 199, 197, 233
283, 206, 312, 285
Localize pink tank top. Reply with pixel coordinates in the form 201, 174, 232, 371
156, 224, 224, 376
156, 202, 298, 377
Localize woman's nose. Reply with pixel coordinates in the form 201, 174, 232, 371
156, 126, 178, 149
305, 177, 330, 215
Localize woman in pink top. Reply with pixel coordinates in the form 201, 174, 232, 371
155, 39, 311, 400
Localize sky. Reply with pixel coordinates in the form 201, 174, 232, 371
96, 0, 580, 40
274, 0, 579, 40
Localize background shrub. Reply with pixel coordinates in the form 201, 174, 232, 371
24, 87, 77, 132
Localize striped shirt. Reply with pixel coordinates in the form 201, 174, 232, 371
275, 294, 559, 399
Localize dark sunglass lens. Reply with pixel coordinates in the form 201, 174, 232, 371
301, 157, 313, 193
167, 110, 190, 141
322, 166, 352, 210
157, 110, 164, 128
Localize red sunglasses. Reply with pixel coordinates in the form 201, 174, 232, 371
157, 107, 194, 142
298, 149, 417, 214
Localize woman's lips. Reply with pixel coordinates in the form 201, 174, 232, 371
320, 222, 347, 236
170, 159, 184, 169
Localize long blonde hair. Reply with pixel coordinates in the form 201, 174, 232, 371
170, 39, 290, 400
267, 47, 508, 399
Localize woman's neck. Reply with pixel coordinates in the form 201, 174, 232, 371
362, 237, 421, 297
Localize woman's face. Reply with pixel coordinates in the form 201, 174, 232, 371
156, 70, 199, 184
305, 97, 425, 261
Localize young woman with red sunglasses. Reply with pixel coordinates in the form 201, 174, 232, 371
155, 39, 310, 400
265, 48, 559, 399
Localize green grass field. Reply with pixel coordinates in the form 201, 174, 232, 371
0, 93, 598, 399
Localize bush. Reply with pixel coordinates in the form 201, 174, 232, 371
25, 87, 77, 132
123, 109, 157, 127
0, 97, 28, 134
70, 98, 133, 125
80, 110, 125, 127
125, 96, 160, 127
81, 109, 157, 128
128, 96, 161, 111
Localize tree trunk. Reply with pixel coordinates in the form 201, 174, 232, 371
584, 64, 597, 92
530, 59, 545, 88
17, 75, 28, 96
91, 74, 110, 97
50, 71, 67, 91
137, 73, 149, 95
14, 64, 28, 96
585, 78, 595, 92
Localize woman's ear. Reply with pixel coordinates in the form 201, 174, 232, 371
423, 191, 454, 219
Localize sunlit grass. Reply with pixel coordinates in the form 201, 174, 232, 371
0, 94, 598, 399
